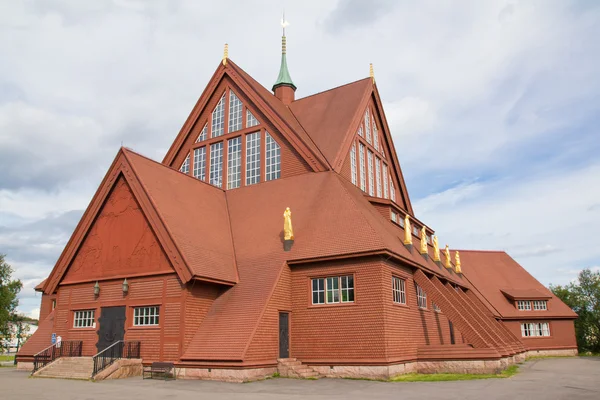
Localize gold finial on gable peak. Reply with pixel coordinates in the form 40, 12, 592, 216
223, 43, 229, 65
369, 63, 375, 83
444, 244, 451, 268
419, 226, 428, 255
403, 214, 412, 245
455, 251, 462, 273
433, 236, 440, 262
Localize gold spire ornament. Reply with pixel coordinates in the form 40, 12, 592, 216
433, 236, 440, 262
283, 207, 294, 241
370, 63, 375, 83
419, 226, 428, 254
222, 43, 229, 65
444, 245, 451, 268
403, 214, 412, 245
455, 251, 462, 273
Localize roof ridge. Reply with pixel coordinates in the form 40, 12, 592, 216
293, 77, 372, 103
456, 249, 507, 254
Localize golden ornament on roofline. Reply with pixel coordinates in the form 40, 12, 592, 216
283, 207, 294, 241
370, 63, 375, 83
223, 43, 229, 65
419, 226, 427, 254
455, 251, 462, 273
403, 214, 412, 245
444, 244, 451, 268
433, 236, 440, 262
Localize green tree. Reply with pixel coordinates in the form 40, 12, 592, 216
0, 255, 23, 341
550, 268, 600, 353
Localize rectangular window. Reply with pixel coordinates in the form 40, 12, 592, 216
533, 300, 547, 310
350, 143, 357, 185
265, 132, 281, 181
357, 125, 363, 137
416, 285, 427, 309
193, 147, 206, 181
382, 164, 389, 199
365, 110, 372, 144
521, 322, 550, 337
433, 303, 441, 312
517, 300, 532, 311
211, 94, 226, 137
228, 91, 243, 133
179, 153, 190, 174
359, 143, 366, 191
367, 150, 374, 196
390, 175, 396, 202
246, 110, 259, 128
312, 276, 354, 305
133, 306, 160, 326
312, 278, 325, 304
392, 277, 406, 304
391, 211, 398, 223
246, 132, 261, 185
73, 310, 95, 328
209, 142, 223, 188
375, 157, 382, 197
196, 123, 208, 143
373, 121, 379, 151
227, 137, 242, 189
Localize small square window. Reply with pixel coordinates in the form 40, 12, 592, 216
133, 306, 160, 326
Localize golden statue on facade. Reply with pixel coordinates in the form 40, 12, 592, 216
419, 226, 427, 254
444, 244, 451, 268
455, 251, 462, 273
403, 214, 412, 245
433, 236, 440, 262
283, 207, 294, 241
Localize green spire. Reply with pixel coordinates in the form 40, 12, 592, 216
273, 17, 296, 91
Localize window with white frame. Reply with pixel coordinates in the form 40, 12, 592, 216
390, 175, 396, 202
311, 275, 354, 305
533, 300, 547, 311
521, 322, 550, 337
227, 137, 242, 189
209, 142, 223, 187
265, 132, 281, 181
365, 110, 372, 144
228, 91, 243, 133
392, 277, 406, 304
433, 303, 441, 312
367, 150, 374, 196
373, 120, 379, 151
73, 310, 95, 328
359, 143, 366, 191
246, 132, 261, 185
193, 147, 206, 181
391, 211, 398, 223
382, 164, 389, 199
350, 143, 357, 185
179, 153, 190, 174
517, 300, 532, 311
196, 123, 208, 143
246, 110, 259, 128
357, 125, 363, 137
375, 157, 382, 197
211, 94, 226, 137
416, 285, 427, 309
133, 306, 160, 326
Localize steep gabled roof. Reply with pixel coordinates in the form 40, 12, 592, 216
162, 59, 329, 172
44, 148, 238, 294
459, 250, 576, 319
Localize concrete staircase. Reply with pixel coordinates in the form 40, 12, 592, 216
33, 357, 94, 380
277, 358, 320, 379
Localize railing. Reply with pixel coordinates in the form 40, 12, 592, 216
32, 340, 83, 373
92, 340, 141, 377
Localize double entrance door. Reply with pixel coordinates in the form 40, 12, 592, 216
96, 306, 126, 353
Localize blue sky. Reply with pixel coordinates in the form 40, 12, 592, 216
1, 0, 599, 318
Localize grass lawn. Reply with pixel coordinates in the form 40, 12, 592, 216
0, 355, 15, 362
390, 365, 519, 382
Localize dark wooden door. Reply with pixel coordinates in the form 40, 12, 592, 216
96, 306, 126, 353
279, 312, 290, 358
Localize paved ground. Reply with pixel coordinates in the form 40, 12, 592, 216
1, 357, 599, 399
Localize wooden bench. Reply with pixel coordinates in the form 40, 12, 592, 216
143, 362, 176, 380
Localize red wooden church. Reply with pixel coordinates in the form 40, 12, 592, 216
17, 34, 577, 381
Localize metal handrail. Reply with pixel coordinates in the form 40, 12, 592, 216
32, 340, 83, 373
92, 340, 141, 377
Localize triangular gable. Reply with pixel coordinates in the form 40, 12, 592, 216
162, 59, 329, 173
44, 148, 238, 295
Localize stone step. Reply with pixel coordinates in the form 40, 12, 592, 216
278, 360, 302, 367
